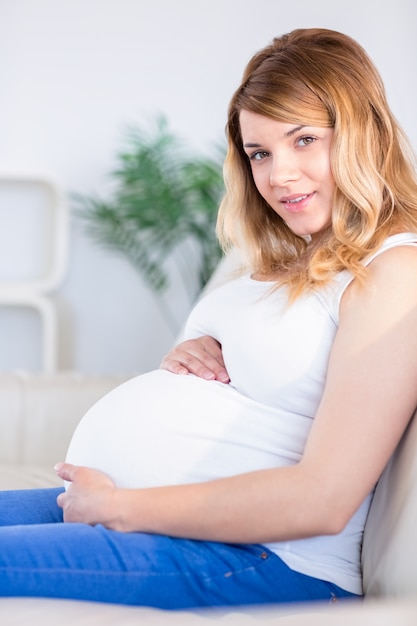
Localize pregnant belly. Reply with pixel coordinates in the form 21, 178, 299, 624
66, 370, 311, 488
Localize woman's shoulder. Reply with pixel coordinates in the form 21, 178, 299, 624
367, 239, 417, 289
342, 234, 417, 318
364, 232, 417, 266
328, 233, 417, 324
366, 232, 417, 276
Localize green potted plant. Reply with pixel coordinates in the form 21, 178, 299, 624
75, 116, 225, 333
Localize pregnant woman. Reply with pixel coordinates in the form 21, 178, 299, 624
1, 28, 417, 609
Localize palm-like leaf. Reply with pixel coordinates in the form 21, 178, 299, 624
75, 116, 225, 330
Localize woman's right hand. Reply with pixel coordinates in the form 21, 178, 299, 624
160, 336, 230, 383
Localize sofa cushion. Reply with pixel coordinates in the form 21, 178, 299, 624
362, 409, 417, 597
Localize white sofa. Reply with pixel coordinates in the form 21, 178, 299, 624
1, 370, 417, 624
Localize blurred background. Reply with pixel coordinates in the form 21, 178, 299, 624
0, 0, 415, 375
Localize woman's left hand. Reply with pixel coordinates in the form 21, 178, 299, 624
55, 462, 117, 527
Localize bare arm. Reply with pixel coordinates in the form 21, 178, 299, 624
57, 247, 417, 542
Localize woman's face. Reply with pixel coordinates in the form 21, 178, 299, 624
239, 110, 335, 239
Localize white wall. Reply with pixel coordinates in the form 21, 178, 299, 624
0, 0, 416, 375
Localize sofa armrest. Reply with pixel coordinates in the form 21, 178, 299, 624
0, 372, 127, 467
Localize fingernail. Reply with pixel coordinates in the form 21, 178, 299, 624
54, 462, 64, 472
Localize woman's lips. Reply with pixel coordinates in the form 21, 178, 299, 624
280, 192, 314, 213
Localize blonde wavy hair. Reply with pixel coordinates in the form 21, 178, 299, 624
217, 28, 417, 297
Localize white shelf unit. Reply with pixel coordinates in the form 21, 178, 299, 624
0, 174, 69, 372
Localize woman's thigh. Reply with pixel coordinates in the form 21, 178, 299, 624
0, 487, 64, 526
0, 519, 357, 608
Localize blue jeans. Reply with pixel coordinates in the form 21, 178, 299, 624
0, 488, 359, 608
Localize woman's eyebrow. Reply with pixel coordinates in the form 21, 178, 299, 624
285, 125, 306, 137
243, 125, 307, 148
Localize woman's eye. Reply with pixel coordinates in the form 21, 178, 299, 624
249, 150, 269, 161
297, 136, 316, 147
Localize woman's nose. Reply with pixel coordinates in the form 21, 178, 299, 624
269, 154, 300, 187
